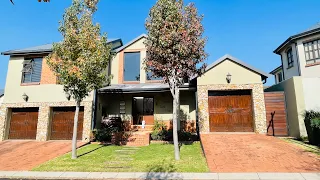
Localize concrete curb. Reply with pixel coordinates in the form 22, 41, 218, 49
0, 171, 319, 180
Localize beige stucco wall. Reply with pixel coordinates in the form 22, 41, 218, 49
265, 76, 307, 137
3, 56, 94, 103
302, 77, 320, 111
110, 53, 120, 85
197, 59, 262, 85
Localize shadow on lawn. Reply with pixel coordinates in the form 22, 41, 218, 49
78, 144, 108, 158
143, 160, 182, 180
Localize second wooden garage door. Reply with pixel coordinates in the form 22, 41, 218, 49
50, 107, 84, 140
209, 90, 253, 132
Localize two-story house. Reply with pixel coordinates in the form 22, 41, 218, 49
0, 34, 269, 142
271, 23, 320, 83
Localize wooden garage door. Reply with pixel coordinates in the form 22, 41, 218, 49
50, 107, 84, 140
209, 90, 253, 132
9, 108, 39, 139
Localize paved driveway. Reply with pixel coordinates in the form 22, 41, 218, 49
201, 134, 320, 172
0, 140, 87, 170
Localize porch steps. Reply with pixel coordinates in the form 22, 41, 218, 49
112, 131, 151, 147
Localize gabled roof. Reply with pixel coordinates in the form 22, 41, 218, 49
269, 65, 282, 75
274, 23, 320, 54
203, 54, 270, 79
115, 34, 147, 53
1, 38, 123, 56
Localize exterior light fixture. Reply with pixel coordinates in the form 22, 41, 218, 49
65, 92, 71, 101
22, 93, 28, 102
226, 73, 232, 83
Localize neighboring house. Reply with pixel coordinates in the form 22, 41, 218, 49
267, 23, 320, 138
271, 22, 320, 81
0, 34, 269, 142
0, 89, 4, 105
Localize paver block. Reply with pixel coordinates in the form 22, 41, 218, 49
86, 172, 103, 179
219, 173, 259, 180
300, 173, 320, 180
258, 173, 305, 180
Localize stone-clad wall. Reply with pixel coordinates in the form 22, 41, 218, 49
197, 83, 267, 134
0, 101, 93, 142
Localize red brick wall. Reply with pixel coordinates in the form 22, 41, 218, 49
40, 57, 57, 84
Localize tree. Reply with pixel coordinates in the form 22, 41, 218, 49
46, 0, 112, 159
144, 0, 207, 160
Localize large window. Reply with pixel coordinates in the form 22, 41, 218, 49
124, 52, 140, 81
287, 48, 294, 68
21, 57, 43, 83
304, 39, 320, 65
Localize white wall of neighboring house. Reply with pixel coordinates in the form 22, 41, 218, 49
0, 95, 3, 105
296, 33, 320, 78
280, 44, 300, 80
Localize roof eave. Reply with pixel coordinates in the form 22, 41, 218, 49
274, 27, 320, 54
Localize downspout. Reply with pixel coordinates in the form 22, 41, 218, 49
295, 43, 302, 76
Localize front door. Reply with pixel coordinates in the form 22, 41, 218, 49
132, 97, 154, 125
208, 90, 253, 132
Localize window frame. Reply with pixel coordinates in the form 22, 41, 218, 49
123, 51, 141, 82
21, 57, 43, 85
303, 39, 320, 65
277, 72, 283, 83
286, 48, 294, 68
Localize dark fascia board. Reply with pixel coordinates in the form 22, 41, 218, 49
274, 27, 320, 54
1, 39, 123, 56
202, 54, 270, 80
269, 65, 282, 75
114, 34, 147, 53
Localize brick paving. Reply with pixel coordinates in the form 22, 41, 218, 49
0, 140, 87, 171
200, 134, 320, 172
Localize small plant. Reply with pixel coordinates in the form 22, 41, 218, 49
311, 118, 320, 129
304, 110, 320, 146
151, 120, 168, 141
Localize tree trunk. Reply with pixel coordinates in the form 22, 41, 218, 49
71, 100, 81, 159
172, 85, 180, 160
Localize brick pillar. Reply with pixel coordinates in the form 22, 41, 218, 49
82, 102, 93, 142
0, 106, 8, 141
36, 106, 51, 141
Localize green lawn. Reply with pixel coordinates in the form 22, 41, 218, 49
32, 142, 209, 172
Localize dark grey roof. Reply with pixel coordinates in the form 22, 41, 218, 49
274, 22, 320, 54
99, 83, 169, 93
0, 89, 4, 97
1, 38, 123, 56
115, 34, 147, 53
202, 54, 270, 79
269, 65, 282, 75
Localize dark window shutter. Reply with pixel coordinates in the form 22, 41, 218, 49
30, 58, 43, 82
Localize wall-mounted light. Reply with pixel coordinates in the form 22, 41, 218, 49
65, 92, 71, 101
226, 73, 232, 84
22, 93, 28, 102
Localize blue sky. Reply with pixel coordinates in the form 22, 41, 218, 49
0, 0, 319, 88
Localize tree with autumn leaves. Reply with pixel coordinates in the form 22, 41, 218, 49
144, 0, 207, 160
46, 0, 112, 159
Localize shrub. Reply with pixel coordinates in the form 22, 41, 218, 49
151, 120, 168, 140
304, 110, 320, 146
92, 117, 126, 142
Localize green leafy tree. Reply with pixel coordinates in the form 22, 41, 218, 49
46, 0, 112, 159
145, 0, 207, 160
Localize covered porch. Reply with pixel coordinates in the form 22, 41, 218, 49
96, 83, 197, 132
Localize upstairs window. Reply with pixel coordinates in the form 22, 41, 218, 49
124, 52, 140, 81
21, 57, 43, 83
304, 39, 320, 65
287, 48, 294, 68
277, 72, 283, 83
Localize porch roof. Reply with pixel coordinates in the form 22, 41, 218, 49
99, 83, 194, 93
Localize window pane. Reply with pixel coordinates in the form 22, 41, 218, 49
306, 52, 310, 60
124, 52, 140, 81
146, 71, 162, 80
143, 98, 154, 115
304, 44, 308, 51
309, 43, 313, 51
310, 51, 314, 59
315, 50, 319, 59
23, 73, 31, 83
31, 58, 43, 82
